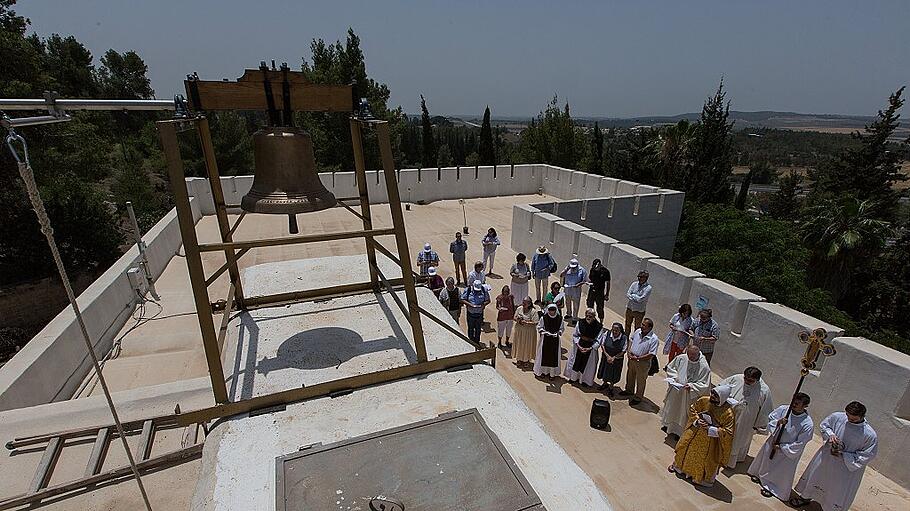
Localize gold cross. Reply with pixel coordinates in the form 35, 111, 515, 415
798, 328, 836, 376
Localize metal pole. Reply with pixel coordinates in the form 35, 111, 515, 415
125, 201, 160, 300
0, 98, 175, 111
769, 374, 805, 460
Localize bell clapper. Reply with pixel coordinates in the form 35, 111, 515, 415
288, 214, 299, 234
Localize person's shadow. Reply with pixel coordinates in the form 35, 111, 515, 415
694, 478, 734, 503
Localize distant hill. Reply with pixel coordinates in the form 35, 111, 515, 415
426, 110, 907, 140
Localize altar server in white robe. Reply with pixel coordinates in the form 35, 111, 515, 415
748, 392, 814, 501
717, 366, 774, 468
564, 309, 603, 386
660, 345, 712, 437
793, 401, 878, 511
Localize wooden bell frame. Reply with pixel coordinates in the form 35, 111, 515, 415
156, 68, 494, 421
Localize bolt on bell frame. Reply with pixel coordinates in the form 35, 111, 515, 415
157, 66, 494, 412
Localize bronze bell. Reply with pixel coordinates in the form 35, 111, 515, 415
241, 126, 337, 216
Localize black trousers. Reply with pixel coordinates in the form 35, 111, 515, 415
586, 287, 605, 320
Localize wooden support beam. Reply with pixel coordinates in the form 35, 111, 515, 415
28, 437, 62, 493
137, 421, 155, 461
375, 121, 428, 363
336, 199, 367, 222
227, 211, 246, 238
350, 119, 379, 290
371, 240, 420, 280
417, 305, 486, 351
157, 120, 229, 404
84, 428, 110, 477
175, 348, 496, 427
204, 248, 250, 288
241, 280, 403, 310
198, 117, 245, 308
185, 69, 352, 112
217, 283, 235, 352
198, 227, 395, 253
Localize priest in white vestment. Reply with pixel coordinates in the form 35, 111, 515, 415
718, 366, 774, 468
564, 309, 603, 386
793, 401, 878, 511
660, 345, 711, 437
748, 392, 814, 501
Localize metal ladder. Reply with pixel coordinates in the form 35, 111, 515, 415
0, 408, 207, 510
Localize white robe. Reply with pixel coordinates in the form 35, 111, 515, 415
795, 412, 878, 511
533, 315, 564, 377
748, 405, 814, 500
563, 323, 603, 385
718, 374, 774, 467
660, 353, 712, 436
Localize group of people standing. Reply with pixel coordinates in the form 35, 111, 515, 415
420, 233, 879, 511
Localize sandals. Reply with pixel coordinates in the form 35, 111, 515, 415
760, 488, 774, 498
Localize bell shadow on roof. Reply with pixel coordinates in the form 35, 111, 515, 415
256, 327, 415, 374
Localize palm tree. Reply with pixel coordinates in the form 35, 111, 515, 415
651, 120, 697, 189
801, 195, 894, 301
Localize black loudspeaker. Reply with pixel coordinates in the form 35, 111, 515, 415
590, 399, 611, 429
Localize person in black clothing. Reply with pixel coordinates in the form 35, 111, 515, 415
438, 277, 463, 323
586, 258, 611, 321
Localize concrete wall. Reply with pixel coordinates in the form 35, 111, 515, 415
187, 164, 545, 215
530, 191, 683, 258
0, 198, 201, 411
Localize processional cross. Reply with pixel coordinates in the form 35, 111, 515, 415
769, 328, 836, 458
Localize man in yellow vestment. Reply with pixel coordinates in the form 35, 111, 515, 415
669, 384, 736, 487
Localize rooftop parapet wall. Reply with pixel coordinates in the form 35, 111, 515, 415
187, 164, 547, 215
540, 221, 910, 487
0, 198, 202, 411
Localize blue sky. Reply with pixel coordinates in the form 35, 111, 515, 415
15, 0, 910, 118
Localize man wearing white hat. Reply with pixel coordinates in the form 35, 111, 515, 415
531, 246, 556, 305
560, 258, 587, 324
416, 242, 439, 276
461, 280, 490, 344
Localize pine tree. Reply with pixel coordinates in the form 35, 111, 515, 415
591, 122, 604, 175
812, 87, 907, 221
420, 94, 436, 168
686, 80, 735, 203
478, 106, 495, 165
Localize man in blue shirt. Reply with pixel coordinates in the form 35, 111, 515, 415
560, 258, 588, 324
461, 280, 490, 344
531, 246, 555, 305
449, 232, 468, 286
416, 242, 439, 276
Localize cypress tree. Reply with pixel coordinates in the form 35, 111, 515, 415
420, 94, 436, 168
478, 106, 495, 165
592, 121, 604, 175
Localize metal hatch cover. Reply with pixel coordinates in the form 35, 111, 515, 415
275, 408, 545, 511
